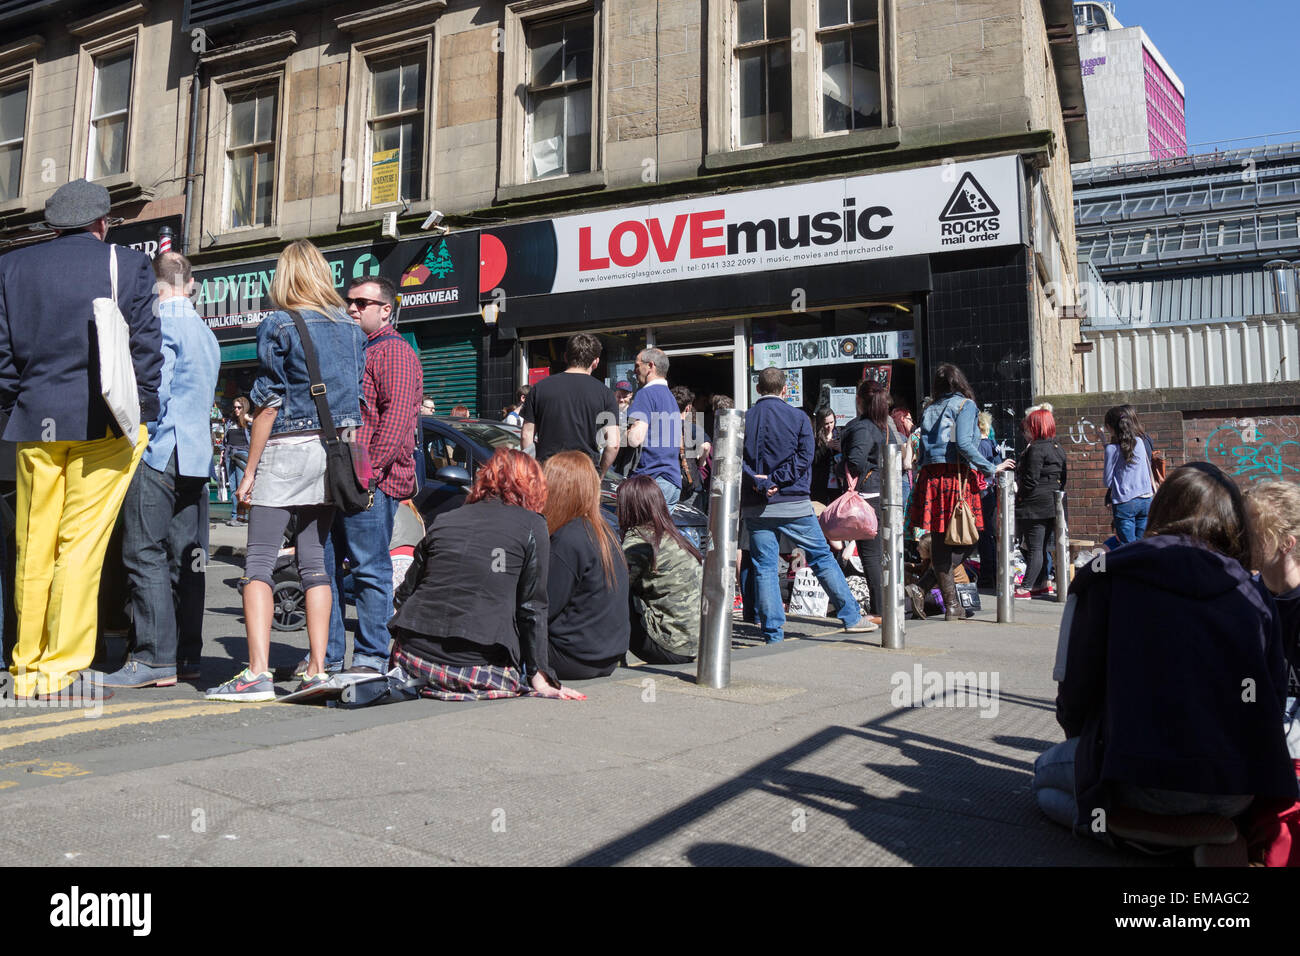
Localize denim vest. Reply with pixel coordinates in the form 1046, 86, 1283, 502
918, 393, 996, 475
249, 309, 366, 435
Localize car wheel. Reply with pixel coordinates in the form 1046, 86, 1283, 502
271, 579, 306, 631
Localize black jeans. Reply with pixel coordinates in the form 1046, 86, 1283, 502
548, 641, 620, 681
1019, 517, 1054, 591
628, 620, 694, 665
121, 451, 209, 667
854, 494, 884, 615
977, 490, 998, 587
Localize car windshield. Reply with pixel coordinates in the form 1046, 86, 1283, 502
445, 420, 520, 450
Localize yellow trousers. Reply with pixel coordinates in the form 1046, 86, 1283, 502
10, 427, 147, 696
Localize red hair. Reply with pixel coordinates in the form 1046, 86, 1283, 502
542, 451, 622, 588
1023, 408, 1057, 441
466, 449, 547, 512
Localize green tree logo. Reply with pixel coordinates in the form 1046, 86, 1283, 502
427, 240, 454, 280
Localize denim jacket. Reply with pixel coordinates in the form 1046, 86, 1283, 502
249, 309, 366, 435
918, 393, 997, 475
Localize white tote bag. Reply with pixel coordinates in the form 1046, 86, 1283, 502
93, 245, 140, 445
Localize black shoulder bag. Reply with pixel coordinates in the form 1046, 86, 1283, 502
287, 310, 374, 516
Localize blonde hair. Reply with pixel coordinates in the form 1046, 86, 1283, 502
1244, 481, 1300, 556
269, 240, 346, 315
977, 411, 993, 438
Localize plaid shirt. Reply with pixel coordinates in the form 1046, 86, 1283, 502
360, 325, 423, 499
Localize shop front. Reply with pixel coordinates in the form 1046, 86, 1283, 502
479, 155, 1032, 437
192, 230, 482, 418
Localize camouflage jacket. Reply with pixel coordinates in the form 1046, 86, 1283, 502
623, 527, 702, 655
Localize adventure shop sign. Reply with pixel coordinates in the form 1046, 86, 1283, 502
477, 155, 1020, 298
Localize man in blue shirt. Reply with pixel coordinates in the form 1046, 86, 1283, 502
626, 348, 682, 508
104, 252, 220, 688
742, 367, 874, 643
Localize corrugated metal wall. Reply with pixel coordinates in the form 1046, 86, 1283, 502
1082, 315, 1299, 390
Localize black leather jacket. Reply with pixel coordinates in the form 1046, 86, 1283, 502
390, 498, 554, 681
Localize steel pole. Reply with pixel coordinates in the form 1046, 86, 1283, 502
697, 408, 744, 688
880, 443, 905, 649
1054, 489, 1070, 603
997, 470, 1015, 624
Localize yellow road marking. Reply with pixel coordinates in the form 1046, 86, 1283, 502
0, 699, 202, 730
0, 759, 92, 778
0, 701, 277, 752
0, 781, 17, 789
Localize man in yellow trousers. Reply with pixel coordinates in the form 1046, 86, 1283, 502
0, 180, 161, 701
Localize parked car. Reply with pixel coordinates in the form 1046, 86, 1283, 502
416, 416, 709, 549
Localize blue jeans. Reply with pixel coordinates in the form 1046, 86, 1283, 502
745, 512, 862, 642
653, 476, 681, 510
325, 487, 399, 671
121, 451, 209, 667
226, 460, 244, 506
1033, 737, 1079, 829
1112, 496, 1151, 544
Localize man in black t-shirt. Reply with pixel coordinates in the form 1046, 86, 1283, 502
521, 333, 620, 471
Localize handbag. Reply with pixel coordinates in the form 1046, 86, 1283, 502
1142, 435, 1167, 489
819, 471, 878, 540
945, 468, 979, 547
93, 244, 141, 445
286, 310, 374, 516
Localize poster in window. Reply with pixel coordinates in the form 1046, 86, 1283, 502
861, 363, 891, 390
370, 148, 400, 205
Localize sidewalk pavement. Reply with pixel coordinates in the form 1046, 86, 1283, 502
0, 559, 1138, 866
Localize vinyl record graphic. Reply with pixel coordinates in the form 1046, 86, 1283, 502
478, 221, 559, 299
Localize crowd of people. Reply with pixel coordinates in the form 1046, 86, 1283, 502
3, 180, 1299, 864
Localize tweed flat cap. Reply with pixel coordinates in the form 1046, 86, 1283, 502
43, 179, 112, 229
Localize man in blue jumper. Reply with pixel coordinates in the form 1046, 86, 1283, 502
743, 367, 875, 643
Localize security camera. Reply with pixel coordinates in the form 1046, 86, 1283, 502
421, 210, 445, 231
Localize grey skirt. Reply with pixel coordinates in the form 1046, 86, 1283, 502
249, 432, 329, 507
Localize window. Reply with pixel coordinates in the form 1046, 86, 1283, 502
525, 14, 593, 180
225, 86, 277, 229
0, 80, 26, 202
734, 0, 791, 146
817, 0, 881, 133
368, 52, 425, 205
88, 49, 132, 179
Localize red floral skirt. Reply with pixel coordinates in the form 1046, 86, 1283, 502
908, 462, 984, 534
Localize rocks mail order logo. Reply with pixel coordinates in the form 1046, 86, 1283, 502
938, 172, 1002, 246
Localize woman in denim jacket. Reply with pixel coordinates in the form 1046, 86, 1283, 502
910, 363, 1015, 620
207, 240, 366, 702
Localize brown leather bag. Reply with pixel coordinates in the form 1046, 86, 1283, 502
945, 470, 979, 547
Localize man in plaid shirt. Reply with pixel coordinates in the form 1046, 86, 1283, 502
320, 276, 424, 673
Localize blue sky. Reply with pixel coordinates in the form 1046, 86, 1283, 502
1108, 0, 1300, 148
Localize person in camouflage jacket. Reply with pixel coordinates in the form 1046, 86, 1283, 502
618, 475, 703, 665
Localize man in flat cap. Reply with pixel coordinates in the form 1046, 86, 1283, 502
0, 179, 161, 701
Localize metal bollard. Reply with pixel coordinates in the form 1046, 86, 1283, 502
996, 470, 1015, 624
697, 408, 744, 688
1054, 489, 1070, 603
880, 443, 905, 649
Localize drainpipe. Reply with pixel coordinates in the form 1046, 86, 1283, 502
181, 59, 202, 255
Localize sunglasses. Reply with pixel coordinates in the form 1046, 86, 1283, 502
346, 296, 388, 310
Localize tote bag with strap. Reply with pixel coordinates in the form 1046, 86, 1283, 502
287, 310, 374, 516
93, 244, 141, 445
945, 468, 979, 547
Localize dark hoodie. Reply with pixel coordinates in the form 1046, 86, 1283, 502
1056, 535, 1297, 828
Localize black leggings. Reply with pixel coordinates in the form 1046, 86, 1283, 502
853, 494, 884, 615
1019, 518, 1054, 591
628, 623, 694, 665
548, 641, 620, 681
245, 504, 335, 590
930, 536, 974, 576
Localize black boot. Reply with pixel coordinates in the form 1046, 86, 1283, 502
937, 569, 967, 622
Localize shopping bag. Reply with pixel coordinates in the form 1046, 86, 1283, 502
93, 245, 140, 445
786, 566, 830, 617
820, 473, 878, 540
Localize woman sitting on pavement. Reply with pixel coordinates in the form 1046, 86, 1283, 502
909, 363, 1015, 620
1014, 407, 1067, 599
542, 451, 630, 680
1033, 462, 1297, 842
618, 475, 703, 665
388, 449, 584, 701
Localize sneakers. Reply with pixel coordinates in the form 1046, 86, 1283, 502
206, 668, 276, 702
1030, 583, 1057, 597
843, 620, 880, 633
297, 671, 331, 693
100, 660, 177, 688
1014, 587, 1034, 600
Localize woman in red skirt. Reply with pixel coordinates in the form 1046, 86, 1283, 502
910, 364, 1016, 620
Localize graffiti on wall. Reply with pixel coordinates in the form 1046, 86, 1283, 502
1068, 417, 1102, 446
1203, 417, 1300, 482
